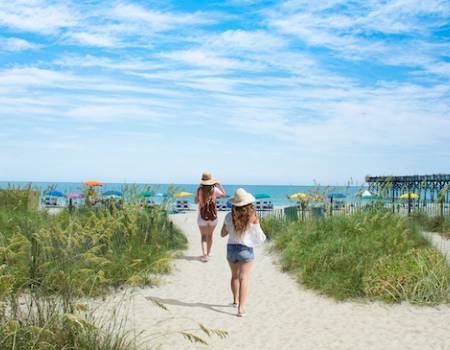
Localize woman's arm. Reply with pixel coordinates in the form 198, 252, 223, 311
215, 183, 226, 197
221, 223, 228, 237
194, 188, 199, 204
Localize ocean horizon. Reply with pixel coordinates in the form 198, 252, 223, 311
0, 181, 366, 206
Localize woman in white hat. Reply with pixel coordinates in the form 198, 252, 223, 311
195, 171, 226, 262
221, 188, 266, 317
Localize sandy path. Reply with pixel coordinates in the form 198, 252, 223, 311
423, 231, 450, 265
96, 212, 450, 350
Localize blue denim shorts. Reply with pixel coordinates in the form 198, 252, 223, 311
227, 244, 254, 263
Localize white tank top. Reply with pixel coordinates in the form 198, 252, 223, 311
224, 212, 266, 248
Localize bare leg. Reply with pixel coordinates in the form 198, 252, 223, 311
199, 225, 209, 257
206, 224, 217, 256
228, 262, 240, 305
238, 261, 253, 314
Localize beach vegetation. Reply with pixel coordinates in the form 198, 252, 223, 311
0, 187, 226, 349
263, 209, 450, 304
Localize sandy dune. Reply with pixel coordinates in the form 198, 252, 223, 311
95, 212, 450, 349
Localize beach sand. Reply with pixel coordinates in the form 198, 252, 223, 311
93, 212, 450, 350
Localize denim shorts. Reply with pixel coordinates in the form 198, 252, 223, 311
227, 244, 254, 263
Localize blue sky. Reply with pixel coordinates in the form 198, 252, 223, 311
0, 0, 449, 185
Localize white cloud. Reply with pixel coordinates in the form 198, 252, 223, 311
160, 49, 265, 71
109, 2, 214, 30
0, 0, 77, 34
0, 37, 40, 51
63, 31, 118, 47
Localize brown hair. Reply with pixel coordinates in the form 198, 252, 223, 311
200, 184, 214, 204
231, 204, 255, 234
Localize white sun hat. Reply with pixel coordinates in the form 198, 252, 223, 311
229, 188, 256, 207
200, 171, 218, 186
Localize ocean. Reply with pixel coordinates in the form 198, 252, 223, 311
0, 181, 365, 206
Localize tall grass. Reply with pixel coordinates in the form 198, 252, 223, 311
0, 189, 226, 349
410, 211, 450, 238
264, 209, 450, 304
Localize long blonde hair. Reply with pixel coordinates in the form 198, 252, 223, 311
231, 204, 255, 234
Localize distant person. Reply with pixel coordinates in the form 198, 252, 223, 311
195, 171, 226, 262
221, 188, 266, 317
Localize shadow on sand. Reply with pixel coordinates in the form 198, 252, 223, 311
174, 255, 204, 262
146, 296, 236, 316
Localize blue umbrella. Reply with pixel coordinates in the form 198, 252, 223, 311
103, 190, 122, 197
328, 193, 346, 199
156, 192, 169, 198
46, 190, 65, 197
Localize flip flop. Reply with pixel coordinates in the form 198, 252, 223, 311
230, 303, 238, 308
200, 256, 208, 262
237, 311, 246, 317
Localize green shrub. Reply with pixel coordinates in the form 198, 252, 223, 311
264, 210, 450, 304
0, 198, 188, 349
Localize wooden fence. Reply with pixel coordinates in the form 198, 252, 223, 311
257, 201, 450, 221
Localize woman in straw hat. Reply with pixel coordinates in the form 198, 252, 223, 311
195, 171, 226, 262
221, 188, 266, 317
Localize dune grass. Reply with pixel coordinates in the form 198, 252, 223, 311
263, 209, 450, 304
410, 211, 450, 238
0, 189, 219, 349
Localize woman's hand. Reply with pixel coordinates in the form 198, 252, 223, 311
216, 182, 226, 197
221, 223, 228, 237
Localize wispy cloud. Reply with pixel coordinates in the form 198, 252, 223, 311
0, 37, 40, 51
0, 0, 449, 183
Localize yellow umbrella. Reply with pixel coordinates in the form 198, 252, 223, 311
400, 193, 419, 199
288, 193, 309, 200
175, 191, 193, 198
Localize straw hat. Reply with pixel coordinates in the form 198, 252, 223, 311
200, 171, 218, 186
229, 188, 255, 207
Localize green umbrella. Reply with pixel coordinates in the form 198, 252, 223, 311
141, 191, 154, 198
253, 193, 271, 199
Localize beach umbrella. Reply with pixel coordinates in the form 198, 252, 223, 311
156, 192, 168, 198
253, 193, 271, 199
175, 192, 193, 198
103, 190, 122, 197
46, 190, 65, 197
400, 193, 419, 199
66, 192, 83, 199
328, 193, 346, 199
288, 193, 308, 200
359, 190, 382, 200
310, 195, 326, 201
84, 181, 103, 187
141, 191, 154, 198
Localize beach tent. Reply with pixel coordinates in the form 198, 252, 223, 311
359, 190, 372, 198
358, 190, 382, 200
46, 190, 65, 197
175, 192, 193, 198
400, 193, 419, 199
288, 193, 308, 200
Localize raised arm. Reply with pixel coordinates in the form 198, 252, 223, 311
215, 182, 226, 198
